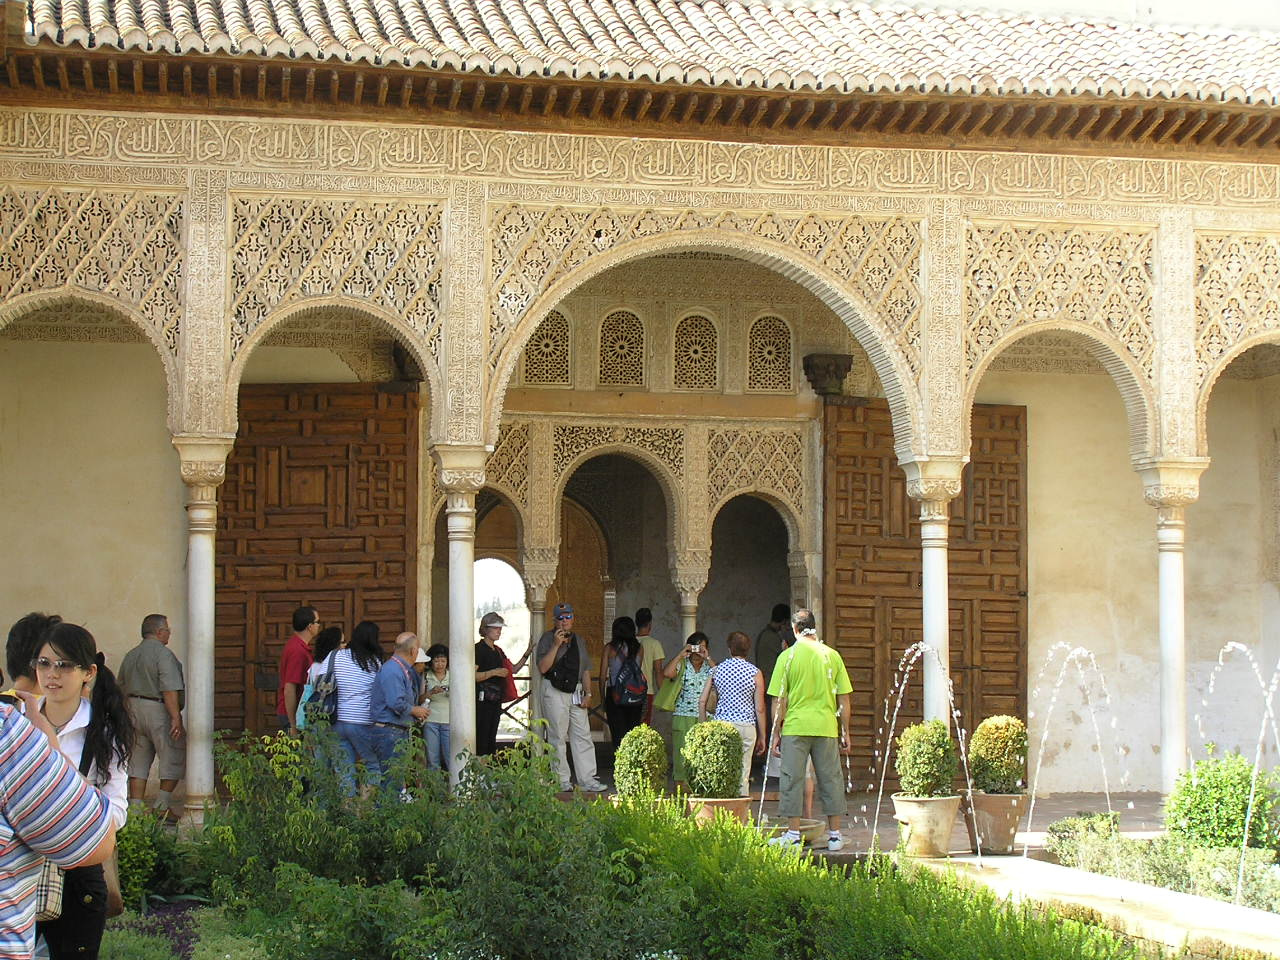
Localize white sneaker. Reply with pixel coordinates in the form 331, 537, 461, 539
769, 830, 802, 849
580, 781, 609, 793
827, 832, 845, 852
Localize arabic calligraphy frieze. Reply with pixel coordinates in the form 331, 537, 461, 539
4, 108, 1280, 209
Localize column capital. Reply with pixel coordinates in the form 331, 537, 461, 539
521, 545, 560, 596
900, 456, 967, 504
173, 434, 235, 506
431, 443, 488, 493
1135, 456, 1211, 508
671, 550, 711, 598
802, 353, 854, 397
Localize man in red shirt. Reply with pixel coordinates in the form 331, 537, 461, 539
277, 606, 320, 734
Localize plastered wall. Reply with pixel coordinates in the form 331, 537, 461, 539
975, 368, 1273, 793
0, 340, 187, 674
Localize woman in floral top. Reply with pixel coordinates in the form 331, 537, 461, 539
663, 630, 715, 790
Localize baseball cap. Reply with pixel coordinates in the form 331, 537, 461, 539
553, 602, 574, 619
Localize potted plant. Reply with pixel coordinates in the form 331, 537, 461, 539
613, 723, 668, 800
682, 720, 750, 824
892, 718, 960, 857
965, 715, 1029, 854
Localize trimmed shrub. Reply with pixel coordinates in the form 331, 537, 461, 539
969, 715, 1027, 794
1044, 812, 1119, 868
682, 720, 743, 799
895, 719, 958, 797
1166, 749, 1280, 851
614, 723, 667, 797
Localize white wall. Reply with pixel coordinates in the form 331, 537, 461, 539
975, 368, 1274, 792
240, 346, 358, 383
0, 341, 187, 674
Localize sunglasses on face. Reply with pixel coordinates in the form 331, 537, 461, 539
33, 657, 79, 673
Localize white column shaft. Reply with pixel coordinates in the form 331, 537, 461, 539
1157, 505, 1188, 794
447, 492, 477, 787
184, 495, 217, 817
920, 501, 951, 727
679, 599, 698, 643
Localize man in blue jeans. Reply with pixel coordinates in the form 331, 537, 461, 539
370, 632, 429, 796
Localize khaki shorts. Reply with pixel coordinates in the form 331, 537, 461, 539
128, 697, 186, 782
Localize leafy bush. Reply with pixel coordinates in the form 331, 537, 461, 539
895, 719, 958, 797
614, 723, 668, 797
100, 924, 178, 960
1166, 750, 1280, 851
1047, 815, 1280, 914
682, 720, 743, 799
969, 715, 1027, 794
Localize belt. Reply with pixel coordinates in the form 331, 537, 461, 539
374, 721, 409, 731
129, 695, 164, 703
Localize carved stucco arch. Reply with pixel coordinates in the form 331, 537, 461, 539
1195, 329, 1280, 458
0, 288, 182, 431
550, 444, 683, 559
963, 321, 1157, 462
485, 230, 923, 455
224, 295, 441, 429
709, 490, 803, 555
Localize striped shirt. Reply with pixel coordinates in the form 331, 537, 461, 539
0, 704, 113, 959
331, 649, 380, 724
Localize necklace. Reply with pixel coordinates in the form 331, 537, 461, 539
41, 705, 75, 734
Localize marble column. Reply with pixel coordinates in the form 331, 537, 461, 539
172, 435, 235, 824
1138, 458, 1208, 794
672, 553, 710, 642
521, 549, 559, 730
903, 460, 965, 728
434, 445, 487, 788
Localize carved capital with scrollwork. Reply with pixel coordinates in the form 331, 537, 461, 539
1134, 457, 1210, 509
521, 545, 560, 599
802, 354, 854, 397
899, 456, 966, 505
671, 550, 711, 598
432, 444, 489, 495
172, 434, 235, 510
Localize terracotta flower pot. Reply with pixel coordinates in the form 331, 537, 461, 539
963, 791, 1028, 855
891, 793, 962, 858
687, 795, 750, 824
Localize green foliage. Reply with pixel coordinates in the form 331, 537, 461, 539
614, 723, 668, 797
1047, 817, 1280, 914
116, 812, 160, 910
681, 720, 742, 799
1166, 750, 1280, 851
895, 719, 959, 798
179, 725, 1152, 960
968, 715, 1027, 794
100, 922, 179, 960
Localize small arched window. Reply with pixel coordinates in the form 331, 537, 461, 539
747, 315, 792, 392
673, 314, 718, 390
523, 310, 571, 386
598, 310, 645, 386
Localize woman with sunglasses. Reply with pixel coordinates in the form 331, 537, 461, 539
34, 622, 133, 960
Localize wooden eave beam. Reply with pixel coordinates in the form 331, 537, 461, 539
4, 48, 1279, 162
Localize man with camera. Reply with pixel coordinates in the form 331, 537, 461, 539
535, 603, 607, 793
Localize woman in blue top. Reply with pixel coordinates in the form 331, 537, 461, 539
663, 630, 715, 791
699, 630, 766, 797
329, 620, 383, 795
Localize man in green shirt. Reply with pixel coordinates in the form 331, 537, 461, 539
767, 608, 851, 851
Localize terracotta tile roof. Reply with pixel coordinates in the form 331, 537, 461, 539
21, 0, 1280, 106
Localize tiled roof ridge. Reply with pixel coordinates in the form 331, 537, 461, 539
21, 0, 1280, 106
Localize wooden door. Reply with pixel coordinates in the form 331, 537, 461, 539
216, 384, 418, 733
547, 498, 608, 730
823, 398, 1027, 792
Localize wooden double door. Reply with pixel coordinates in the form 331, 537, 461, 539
215, 384, 418, 734
823, 398, 1026, 791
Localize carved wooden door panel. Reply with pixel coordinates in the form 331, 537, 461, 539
216, 384, 418, 734
823, 398, 1027, 792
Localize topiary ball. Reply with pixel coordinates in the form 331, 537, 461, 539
969, 715, 1027, 794
895, 719, 958, 798
682, 720, 744, 799
614, 723, 668, 797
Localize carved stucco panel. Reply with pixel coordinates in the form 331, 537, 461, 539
0, 183, 184, 365
1195, 231, 1280, 380
923, 198, 965, 456
965, 220, 1155, 381
488, 203, 922, 380
706, 426, 806, 530
183, 168, 231, 434
227, 193, 443, 360
1154, 209, 1198, 458
484, 420, 530, 511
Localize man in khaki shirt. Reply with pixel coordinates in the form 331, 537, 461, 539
118, 613, 186, 821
